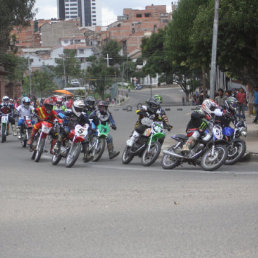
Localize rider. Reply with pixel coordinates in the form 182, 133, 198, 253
27, 98, 62, 154
126, 97, 172, 147
53, 97, 66, 114
89, 101, 120, 159
16, 97, 35, 139
0, 96, 17, 136
56, 99, 93, 162
84, 96, 96, 116
182, 98, 223, 154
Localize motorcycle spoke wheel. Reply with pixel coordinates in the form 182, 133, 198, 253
201, 145, 227, 171
225, 140, 246, 165
65, 143, 81, 168
161, 147, 180, 169
141, 141, 161, 166
122, 146, 134, 164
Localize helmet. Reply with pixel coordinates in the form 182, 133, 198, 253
43, 98, 54, 114
225, 97, 238, 112
22, 97, 31, 107
153, 94, 163, 104
56, 97, 63, 105
72, 99, 85, 117
146, 97, 160, 113
2, 96, 9, 104
85, 96, 96, 109
201, 99, 219, 115
98, 100, 108, 114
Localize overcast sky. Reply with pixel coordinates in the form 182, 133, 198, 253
34, 0, 178, 25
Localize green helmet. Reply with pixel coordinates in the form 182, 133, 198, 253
153, 94, 163, 104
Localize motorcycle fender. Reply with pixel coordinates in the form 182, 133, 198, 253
74, 136, 85, 143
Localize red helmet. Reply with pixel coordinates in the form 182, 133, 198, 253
43, 98, 54, 113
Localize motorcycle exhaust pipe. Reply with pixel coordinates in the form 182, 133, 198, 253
163, 149, 184, 158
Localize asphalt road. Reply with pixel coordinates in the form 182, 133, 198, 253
0, 88, 257, 258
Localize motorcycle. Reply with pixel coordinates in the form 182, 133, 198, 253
122, 118, 166, 166
91, 122, 109, 162
1, 114, 9, 143
223, 119, 247, 165
64, 124, 89, 168
31, 120, 55, 162
162, 121, 228, 171
20, 116, 33, 147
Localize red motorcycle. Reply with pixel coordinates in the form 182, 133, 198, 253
20, 116, 33, 147
32, 120, 55, 162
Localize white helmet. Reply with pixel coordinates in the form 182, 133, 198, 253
72, 100, 85, 117
2, 96, 9, 105
201, 99, 219, 115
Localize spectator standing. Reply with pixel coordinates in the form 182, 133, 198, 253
225, 90, 232, 99
215, 88, 226, 107
247, 85, 254, 117
236, 88, 247, 119
253, 86, 258, 123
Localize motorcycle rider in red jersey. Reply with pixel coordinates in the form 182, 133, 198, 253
27, 98, 62, 153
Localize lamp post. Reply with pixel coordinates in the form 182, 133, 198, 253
59, 54, 67, 88
210, 0, 220, 99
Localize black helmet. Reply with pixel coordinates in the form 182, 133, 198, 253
98, 100, 109, 114
146, 97, 160, 113
84, 96, 96, 108
225, 97, 238, 112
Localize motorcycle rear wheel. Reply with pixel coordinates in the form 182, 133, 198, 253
225, 139, 246, 165
161, 146, 180, 169
122, 146, 134, 164
141, 141, 161, 166
201, 144, 227, 171
35, 138, 45, 162
92, 137, 105, 162
65, 142, 81, 168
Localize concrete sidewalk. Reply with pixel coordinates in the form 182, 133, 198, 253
244, 114, 258, 162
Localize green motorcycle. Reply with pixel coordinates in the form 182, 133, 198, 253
122, 118, 166, 166
91, 122, 110, 161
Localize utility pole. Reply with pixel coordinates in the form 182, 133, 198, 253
210, 0, 220, 99
105, 53, 112, 67
28, 57, 32, 96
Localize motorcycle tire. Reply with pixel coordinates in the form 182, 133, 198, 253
52, 153, 62, 165
141, 141, 161, 166
122, 146, 134, 164
35, 138, 45, 162
161, 146, 180, 169
225, 139, 246, 165
1, 124, 6, 143
200, 144, 228, 171
31, 150, 36, 160
92, 137, 105, 162
65, 142, 81, 168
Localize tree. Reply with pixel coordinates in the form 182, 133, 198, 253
101, 40, 123, 66
0, 0, 35, 61
23, 69, 56, 97
54, 49, 81, 86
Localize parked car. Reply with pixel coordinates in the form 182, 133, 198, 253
70, 79, 80, 87
135, 84, 143, 90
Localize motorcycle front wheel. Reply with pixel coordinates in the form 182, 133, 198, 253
225, 139, 246, 165
92, 137, 105, 162
65, 142, 81, 168
141, 141, 161, 166
161, 146, 180, 169
35, 138, 45, 162
1, 123, 6, 143
122, 146, 134, 164
201, 144, 228, 171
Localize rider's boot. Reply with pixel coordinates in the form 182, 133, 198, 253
107, 142, 120, 159
27, 128, 37, 151
17, 126, 22, 139
50, 139, 57, 155
126, 130, 139, 147
12, 124, 17, 136
182, 136, 196, 156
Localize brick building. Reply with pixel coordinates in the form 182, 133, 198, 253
101, 5, 171, 57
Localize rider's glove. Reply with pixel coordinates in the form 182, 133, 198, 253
111, 124, 117, 130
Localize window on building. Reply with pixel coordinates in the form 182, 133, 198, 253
92, 15, 96, 17
75, 40, 80, 44
79, 49, 84, 54
136, 14, 142, 18
132, 28, 135, 34
93, 23, 96, 25
92, 11, 96, 13
92, 3, 96, 5
92, 7, 96, 9
145, 13, 151, 17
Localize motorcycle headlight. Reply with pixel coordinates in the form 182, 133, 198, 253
241, 129, 247, 137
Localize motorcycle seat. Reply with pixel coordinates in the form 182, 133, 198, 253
171, 134, 188, 141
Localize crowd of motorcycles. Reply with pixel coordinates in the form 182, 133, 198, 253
0, 95, 248, 171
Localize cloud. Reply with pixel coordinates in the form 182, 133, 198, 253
34, 0, 57, 19
101, 7, 117, 26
